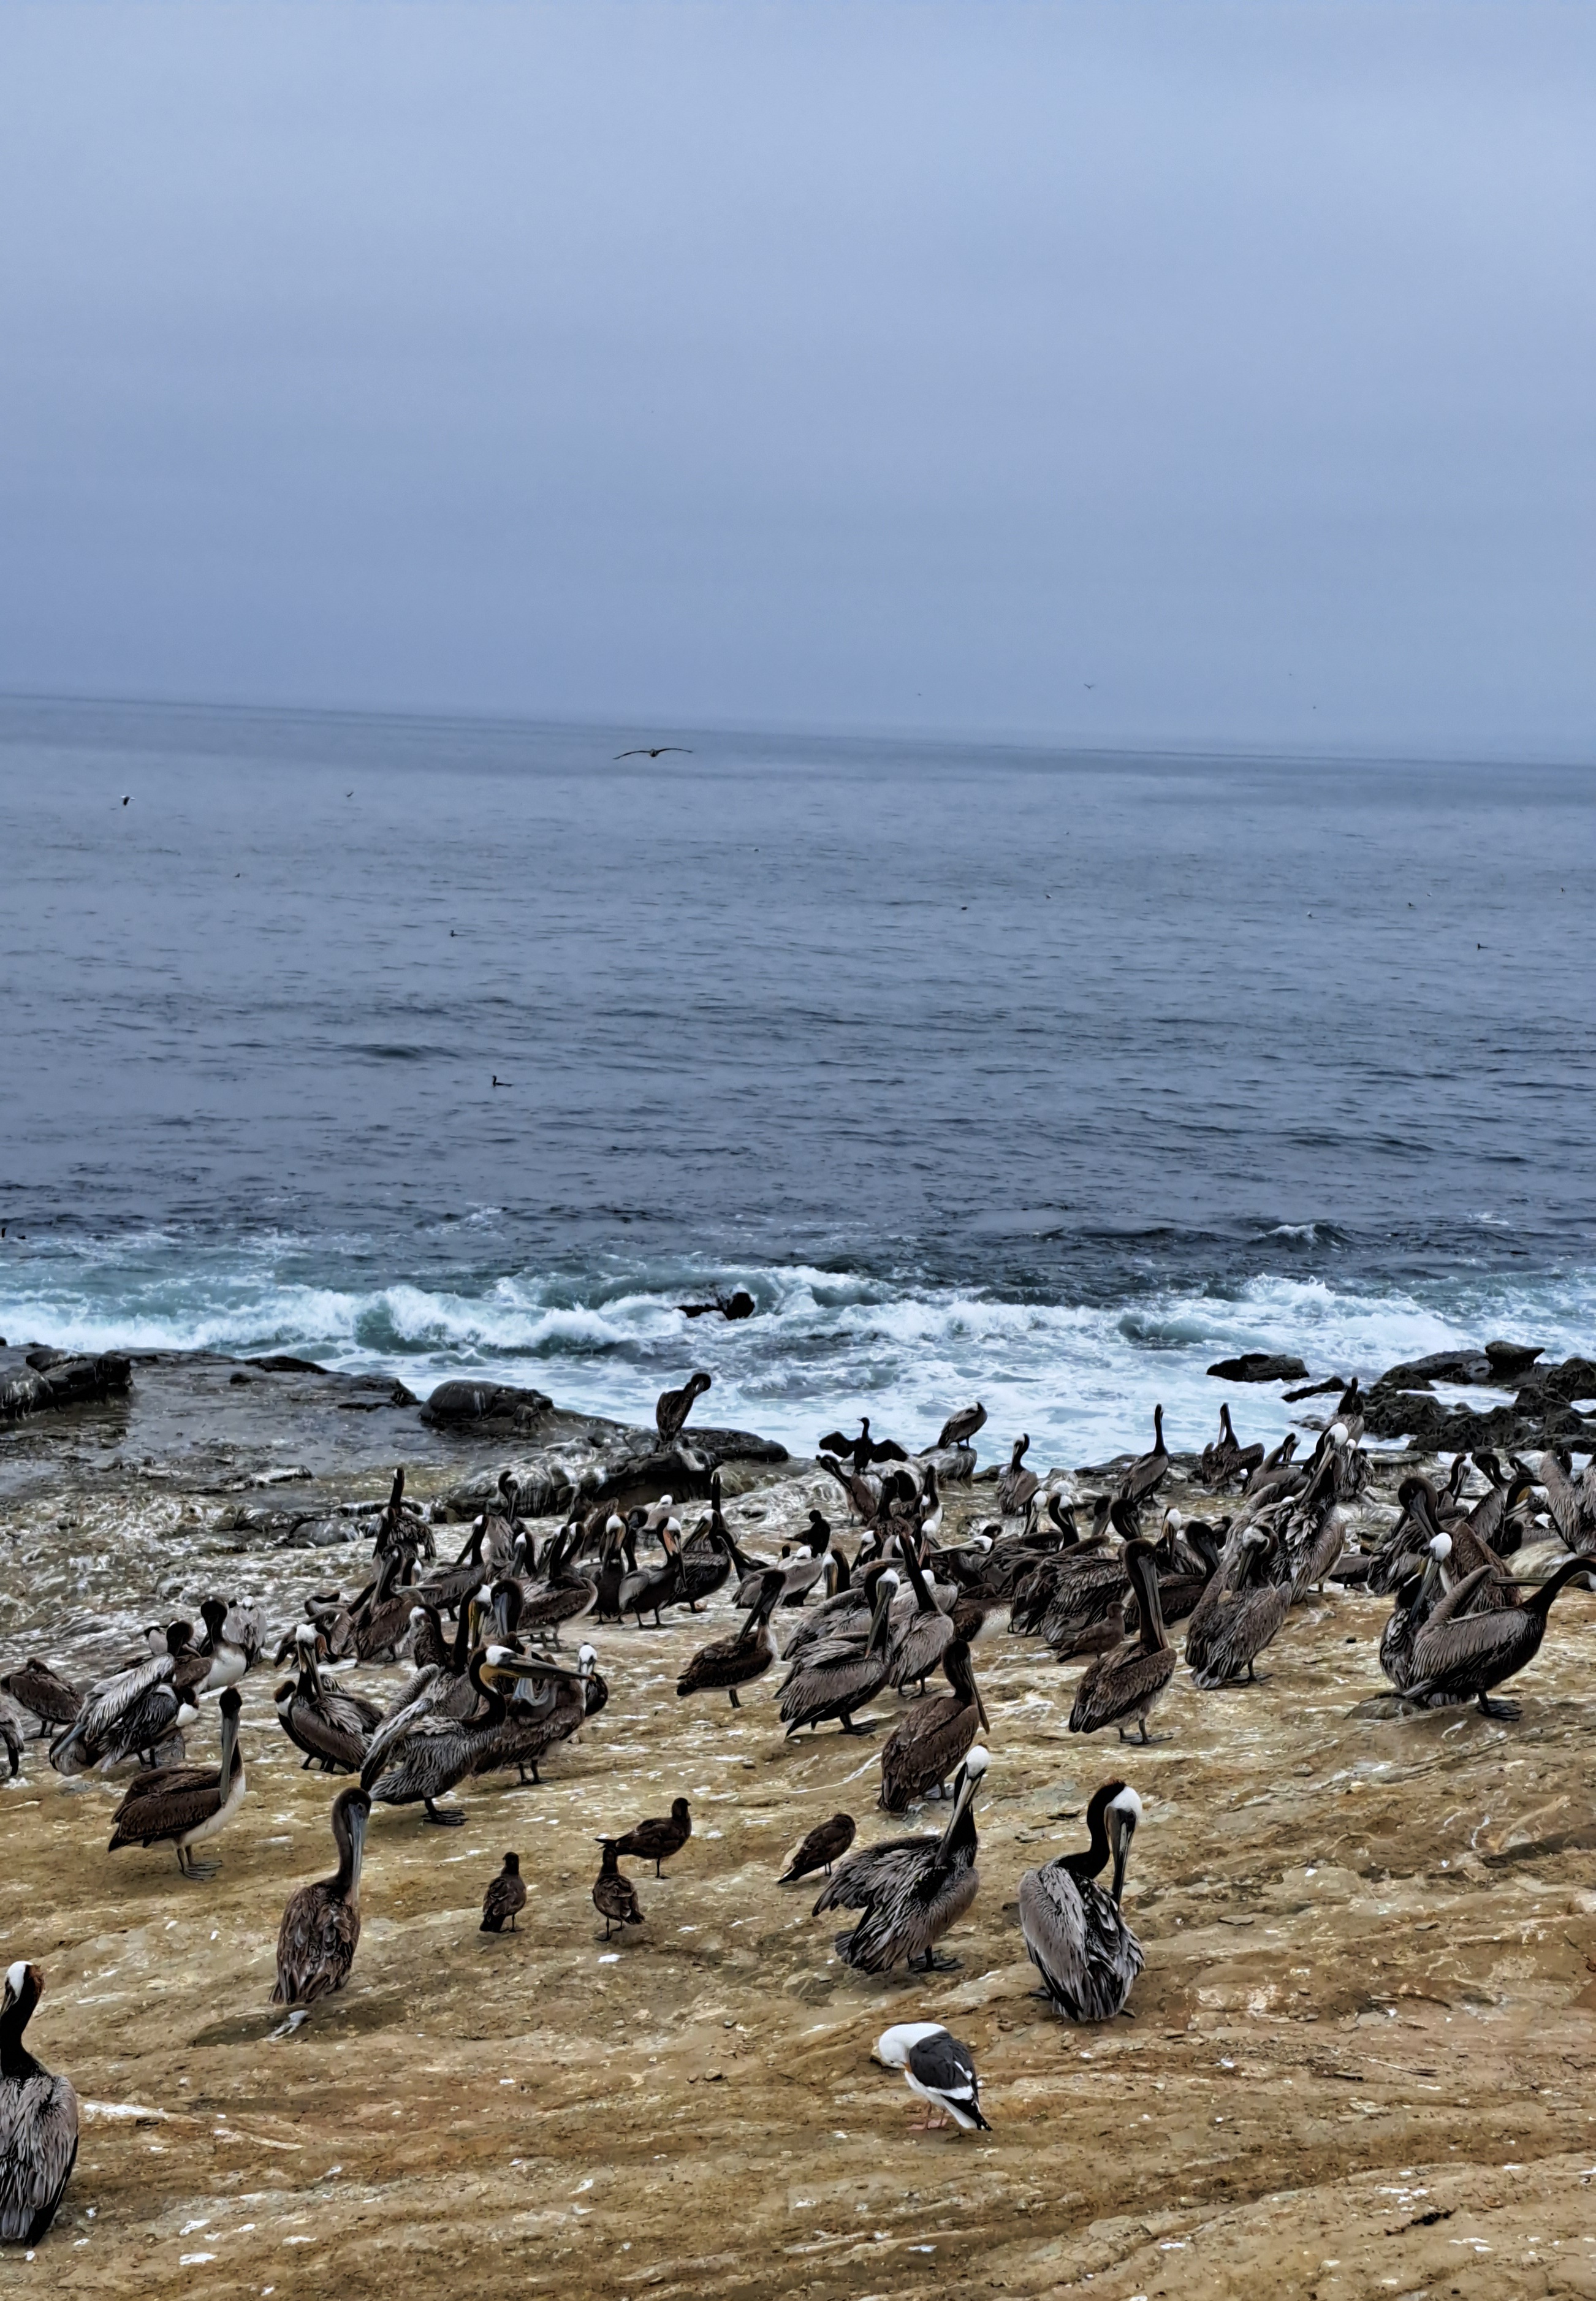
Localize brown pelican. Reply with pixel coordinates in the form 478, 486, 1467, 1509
879, 1640, 989, 1811
608, 1797, 691, 1877
51, 1624, 207, 1775
480, 1852, 527, 1933
362, 1648, 522, 1825
739, 1513, 830, 1609
415, 1516, 495, 1617
1538, 1448, 1596, 1553
1068, 1542, 1175, 1741
778, 1570, 899, 1735
1198, 1404, 1263, 1491
0, 1700, 20, 1778
813, 1746, 988, 1972
275, 1625, 384, 1773
677, 1570, 786, 1706
1379, 1534, 1454, 1696
886, 1534, 955, 1694
195, 1597, 249, 1689
777, 1812, 856, 1883
0, 1659, 80, 1739
107, 1686, 245, 1879
996, 1436, 1039, 1521
934, 1402, 987, 1451
0, 1963, 78, 2242
522, 1525, 602, 1643
875, 2023, 990, 2131
593, 1841, 644, 1939
471, 1645, 599, 1786
656, 1369, 712, 1447
1018, 1780, 1144, 2020
1404, 1553, 1590, 1718
353, 1547, 418, 1664
1116, 1405, 1168, 1507
272, 1786, 370, 2006
618, 1524, 682, 1628
1186, 1527, 1291, 1688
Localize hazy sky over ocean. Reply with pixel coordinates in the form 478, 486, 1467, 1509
2, 2, 1592, 751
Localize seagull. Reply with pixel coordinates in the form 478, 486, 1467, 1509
875, 2023, 990, 2131
614, 747, 693, 760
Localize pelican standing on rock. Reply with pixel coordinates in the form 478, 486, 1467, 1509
813, 1747, 989, 1972
778, 1570, 899, 1736
1404, 1553, 1592, 1719
1018, 1781, 1145, 2021
656, 1370, 712, 1447
272, 1786, 370, 2006
1068, 1542, 1176, 1742
0, 1962, 77, 2243
107, 1686, 245, 1880
677, 1570, 785, 1707
878, 1639, 989, 1811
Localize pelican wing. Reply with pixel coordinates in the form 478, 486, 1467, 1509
108, 1765, 224, 1847
1068, 1641, 1176, 1734
1019, 1865, 1144, 2022
810, 1835, 932, 1914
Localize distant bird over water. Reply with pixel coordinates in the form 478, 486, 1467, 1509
614, 747, 693, 759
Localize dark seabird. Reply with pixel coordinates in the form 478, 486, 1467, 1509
608, 1797, 691, 1878
818, 1416, 910, 1472
1116, 1405, 1169, 1507
995, 1436, 1039, 1520
614, 746, 693, 759
656, 1370, 712, 1447
481, 1852, 528, 1934
934, 1402, 987, 1451
878, 1639, 988, 1812
678, 1572, 786, 1707
275, 1625, 382, 1773
875, 2022, 990, 2131
0, 1659, 81, 1739
593, 1841, 644, 1939
272, 1786, 370, 2006
50, 1622, 208, 1774
813, 1746, 988, 1973
777, 1812, 856, 1884
107, 1686, 245, 1879
1018, 1780, 1145, 2021
1185, 1528, 1291, 1689
1068, 1542, 1176, 1741
361, 1648, 520, 1825
778, 1570, 899, 1736
0, 1963, 78, 2243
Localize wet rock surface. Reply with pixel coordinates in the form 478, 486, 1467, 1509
5, 1415, 1596, 2297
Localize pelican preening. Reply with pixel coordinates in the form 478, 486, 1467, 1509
1019, 1781, 1145, 2021
656, 1369, 712, 1448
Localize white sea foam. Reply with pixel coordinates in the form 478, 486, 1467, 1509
4, 1249, 1590, 1469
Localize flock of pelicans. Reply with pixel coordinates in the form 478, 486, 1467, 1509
2, 1380, 1595, 2242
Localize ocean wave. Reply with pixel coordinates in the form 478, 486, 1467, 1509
4, 1239, 1592, 1467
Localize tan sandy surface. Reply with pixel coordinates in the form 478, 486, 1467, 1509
7, 1461, 1596, 2301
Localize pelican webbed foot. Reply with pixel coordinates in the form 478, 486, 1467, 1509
1476, 1694, 1521, 1721
423, 1800, 466, 1826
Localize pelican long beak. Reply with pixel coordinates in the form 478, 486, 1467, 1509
937, 1764, 981, 1855
218, 1703, 240, 1782
1110, 1808, 1136, 1906
348, 1801, 369, 1896
974, 1684, 991, 1735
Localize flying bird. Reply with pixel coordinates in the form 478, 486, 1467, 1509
614, 747, 693, 759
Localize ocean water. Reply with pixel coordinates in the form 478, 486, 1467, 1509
2, 697, 1593, 1466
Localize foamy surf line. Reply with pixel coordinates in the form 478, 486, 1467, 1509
3, 1252, 1592, 1467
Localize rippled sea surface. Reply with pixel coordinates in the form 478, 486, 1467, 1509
3, 696, 1593, 1461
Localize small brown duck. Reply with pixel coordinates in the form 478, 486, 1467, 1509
480, 1851, 527, 1933
593, 1841, 644, 1939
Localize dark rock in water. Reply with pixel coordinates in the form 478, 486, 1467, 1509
1486, 1340, 1545, 1380
1375, 1350, 1493, 1390
0, 1348, 132, 1423
247, 1353, 332, 1375
1207, 1352, 1308, 1383
420, 1379, 555, 1432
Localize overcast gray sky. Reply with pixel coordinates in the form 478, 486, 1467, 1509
2, 2, 1592, 751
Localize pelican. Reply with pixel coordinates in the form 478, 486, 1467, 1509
107, 1686, 245, 1879
361, 1648, 521, 1825
875, 2023, 990, 2131
0, 1659, 82, 1738
886, 1533, 955, 1694
677, 1571, 785, 1706
1404, 1554, 1591, 1719
996, 1436, 1039, 1521
272, 1786, 370, 2006
275, 1625, 382, 1773
0, 1963, 78, 2243
778, 1570, 898, 1736
1068, 1542, 1175, 1741
473, 1646, 599, 1785
1116, 1405, 1168, 1507
813, 1746, 988, 1972
49, 1623, 207, 1774
879, 1639, 989, 1811
934, 1402, 987, 1451
1018, 1780, 1145, 2021
656, 1369, 712, 1447
195, 1596, 250, 1689
1185, 1528, 1291, 1689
